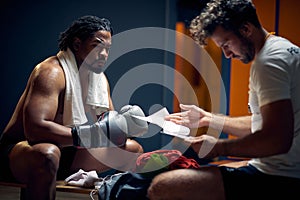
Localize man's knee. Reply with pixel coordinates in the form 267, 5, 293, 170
147, 168, 225, 200
147, 174, 166, 200
148, 169, 191, 200
125, 139, 143, 153
11, 142, 61, 177
30, 143, 61, 176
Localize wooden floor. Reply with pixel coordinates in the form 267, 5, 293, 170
0, 185, 97, 200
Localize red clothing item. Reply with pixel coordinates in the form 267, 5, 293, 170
169, 154, 200, 170
135, 149, 200, 173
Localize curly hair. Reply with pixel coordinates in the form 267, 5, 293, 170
58, 15, 113, 51
189, 0, 261, 46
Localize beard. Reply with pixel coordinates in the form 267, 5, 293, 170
84, 63, 105, 74
81, 59, 106, 74
239, 36, 255, 64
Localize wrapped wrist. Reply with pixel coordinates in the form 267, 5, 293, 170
70, 111, 128, 148
209, 114, 225, 131
71, 127, 80, 146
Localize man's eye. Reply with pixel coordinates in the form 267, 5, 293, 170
97, 44, 110, 49
91, 44, 99, 49
222, 42, 231, 50
92, 45, 102, 51
93, 44, 110, 52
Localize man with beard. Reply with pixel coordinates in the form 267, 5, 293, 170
0, 15, 144, 200
147, 0, 300, 199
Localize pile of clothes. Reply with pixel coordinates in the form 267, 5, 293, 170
65, 149, 201, 200
135, 149, 200, 177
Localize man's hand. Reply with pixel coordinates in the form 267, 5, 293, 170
119, 105, 148, 137
72, 105, 149, 148
165, 104, 212, 129
72, 111, 127, 148
184, 135, 219, 159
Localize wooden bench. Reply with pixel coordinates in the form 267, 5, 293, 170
0, 179, 97, 199
209, 157, 250, 168
0, 159, 248, 199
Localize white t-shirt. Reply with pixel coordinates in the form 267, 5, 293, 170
248, 35, 300, 178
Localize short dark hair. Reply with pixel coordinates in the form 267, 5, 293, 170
58, 15, 113, 51
189, 0, 261, 46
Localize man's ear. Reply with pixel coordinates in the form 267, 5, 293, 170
73, 37, 81, 51
239, 22, 252, 38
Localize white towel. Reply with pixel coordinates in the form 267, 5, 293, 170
86, 71, 109, 115
64, 169, 101, 188
57, 48, 109, 126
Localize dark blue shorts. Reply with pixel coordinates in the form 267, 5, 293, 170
219, 164, 300, 200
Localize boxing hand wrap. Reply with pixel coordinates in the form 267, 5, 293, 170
72, 111, 127, 148
119, 105, 148, 137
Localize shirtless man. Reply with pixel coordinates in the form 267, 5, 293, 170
0, 15, 143, 200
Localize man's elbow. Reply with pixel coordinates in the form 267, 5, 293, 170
275, 132, 293, 155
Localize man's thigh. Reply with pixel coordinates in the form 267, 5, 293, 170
70, 146, 141, 173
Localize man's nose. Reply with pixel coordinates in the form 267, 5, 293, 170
223, 48, 233, 59
99, 48, 109, 57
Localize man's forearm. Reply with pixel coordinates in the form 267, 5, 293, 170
210, 114, 251, 137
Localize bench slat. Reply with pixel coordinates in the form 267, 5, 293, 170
56, 180, 93, 194
0, 180, 94, 194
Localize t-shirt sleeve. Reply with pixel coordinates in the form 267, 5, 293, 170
251, 57, 291, 107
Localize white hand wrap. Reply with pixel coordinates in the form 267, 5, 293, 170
210, 114, 225, 132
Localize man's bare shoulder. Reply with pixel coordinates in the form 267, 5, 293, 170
30, 56, 65, 90
36, 56, 63, 74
